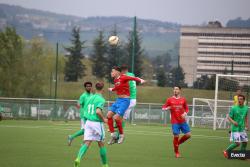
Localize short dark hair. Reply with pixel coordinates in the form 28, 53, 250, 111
120, 64, 128, 71
112, 66, 121, 72
84, 81, 92, 87
174, 86, 182, 90
238, 94, 245, 100
95, 82, 104, 90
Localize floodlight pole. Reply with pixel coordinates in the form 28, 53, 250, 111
54, 42, 59, 100
131, 16, 136, 73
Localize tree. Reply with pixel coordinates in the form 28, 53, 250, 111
22, 37, 61, 97
152, 53, 172, 72
0, 27, 24, 96
168, 66, 186, 87
91, 31, 107, 79
64, 27, 86, 82
193, 75, 216, 90
193, 75, 211, 89
125, 21, 144, 77
156, 67, 167, 87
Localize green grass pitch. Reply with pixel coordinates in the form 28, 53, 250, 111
0, 120, 249, 167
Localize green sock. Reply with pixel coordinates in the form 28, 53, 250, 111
100, 147, 108, 165
226, 143, 238, 152
71, 129, 84, 139
77, 144, 88, 160
122, 121, 125, 128
240, 142, 247, 151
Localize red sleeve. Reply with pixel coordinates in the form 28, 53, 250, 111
183, 98, 189, 113
122, 75, 141, 83
162, 98, 170, 109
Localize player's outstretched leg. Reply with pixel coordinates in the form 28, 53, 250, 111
68, 129, 84, 146
223, 142, 240, 158
178, 133, 191, 145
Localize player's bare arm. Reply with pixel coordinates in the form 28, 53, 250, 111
162, 106, 170, 111
96, 108, 107, 123
228, 117, 238, 126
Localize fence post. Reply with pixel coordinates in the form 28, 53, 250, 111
192, 98, 195, 127
38, 99, 40, 120
148, 103, 151, 124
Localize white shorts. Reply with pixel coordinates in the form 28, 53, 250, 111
84, 120, 105, 142
123, 99, 136, 120
230, 131, 248, 142
80, 119, 85, 130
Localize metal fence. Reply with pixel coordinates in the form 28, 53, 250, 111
0, 97, 244, 129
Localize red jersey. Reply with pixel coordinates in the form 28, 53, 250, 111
112, 74, 141, 96
162, 96, 189, 124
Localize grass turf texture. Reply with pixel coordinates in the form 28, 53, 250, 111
0, 120, 249, 167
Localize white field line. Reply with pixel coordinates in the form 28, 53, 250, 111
53, 123, 226, 133
0, 124, 231, 140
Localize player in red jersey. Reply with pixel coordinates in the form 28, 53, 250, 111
107, 66, 145, 144
162, 86, 191, 158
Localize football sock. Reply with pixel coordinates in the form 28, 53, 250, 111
240, 142, 247, 151
100, 147, 108, 165
115, 119, 123, 134
226, 143, 238, 152
122, 120, 126, 128
178, 135, 191, 145
77, 144, 89, 160
173, 136, 179, 153
108, 117, 115, 133
71, 129, 84, 139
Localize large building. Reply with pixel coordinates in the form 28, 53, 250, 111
179, 21, 250, 87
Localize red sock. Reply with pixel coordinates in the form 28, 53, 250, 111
107, 117, 114, 133
173, 136, 179, 153
115, 119, 123, 134
178, 135, 190, 145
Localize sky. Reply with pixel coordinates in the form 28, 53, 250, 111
0, 0, 249, 25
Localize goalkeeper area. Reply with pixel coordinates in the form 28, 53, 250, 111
0, 120, 249, 167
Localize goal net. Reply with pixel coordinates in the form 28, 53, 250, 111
191, 74, 250, 130
214, 74, 250, 130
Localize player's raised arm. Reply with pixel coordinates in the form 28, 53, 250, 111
122, 75, 146, 84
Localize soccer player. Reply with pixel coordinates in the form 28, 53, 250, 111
108, 65, 137, 144
74, 82, 108, 167
223, 94, 249, 158
107, 66, 145, 144
121, 64, 137, 121
162, 86, 191, 158
233, 88, 242, 105
68, 81, 93, 146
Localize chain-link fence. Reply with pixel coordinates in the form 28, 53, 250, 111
1, 97, 246, 129
0, 98, 168, 124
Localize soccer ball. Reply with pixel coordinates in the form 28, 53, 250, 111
108, 36, 119, 46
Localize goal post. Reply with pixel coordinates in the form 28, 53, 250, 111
192, 98, 232, 129
213, 74, 250, 130
192, 74, 250, 130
